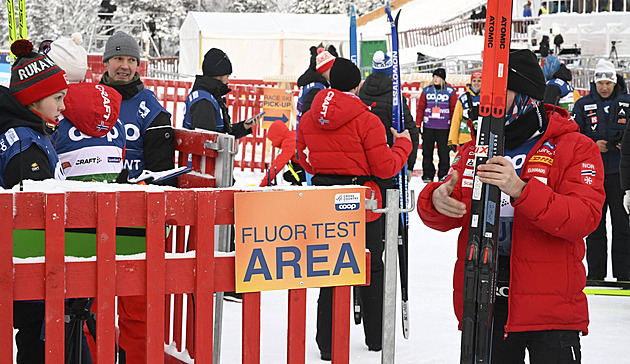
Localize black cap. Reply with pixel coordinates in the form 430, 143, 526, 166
432, 68, 446, 80
202, 48, 232, 77
330, 58, 361, 92
507, 49, 546, 100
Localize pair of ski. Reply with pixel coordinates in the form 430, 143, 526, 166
349, 4, 411, 340
460, 0, 513, 363
6, 0, 28, 58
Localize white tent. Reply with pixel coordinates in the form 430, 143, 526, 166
179, 12, 351, 79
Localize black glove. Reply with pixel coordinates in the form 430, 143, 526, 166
448, 145, 458, 153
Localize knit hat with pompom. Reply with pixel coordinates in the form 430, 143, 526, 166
47, 33, 88, 83
9, 39, 68, 106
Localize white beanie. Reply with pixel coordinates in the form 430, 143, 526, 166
594, 59, 616, 84
47, 33, 88, 83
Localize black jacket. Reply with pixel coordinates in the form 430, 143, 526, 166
358, 72, 420, 170
0, 86, 56, 187
189, 75, 251, 139
101, 74, 176, 185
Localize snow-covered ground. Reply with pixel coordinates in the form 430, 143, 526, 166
211, 169, 630, 363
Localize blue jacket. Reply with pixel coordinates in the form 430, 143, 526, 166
573, 77, 630, 174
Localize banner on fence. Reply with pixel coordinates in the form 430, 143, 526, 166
261, 88, 292, 130
234, 187, 366, 293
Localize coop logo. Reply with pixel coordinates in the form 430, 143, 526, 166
334, 193, 360, 211
425, 92, 450, 103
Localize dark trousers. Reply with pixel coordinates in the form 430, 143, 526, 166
490, 298, 581, 363
316, 216, 384, 354
14, 301, 93, 364
586, 173, 630, 280
422, 128, 450, 180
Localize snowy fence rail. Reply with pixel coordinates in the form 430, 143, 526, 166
392, 18, 539, 49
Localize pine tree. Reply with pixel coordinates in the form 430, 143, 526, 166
228, 0, 269, 13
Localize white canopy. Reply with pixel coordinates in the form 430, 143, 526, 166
179, 12, 351, 79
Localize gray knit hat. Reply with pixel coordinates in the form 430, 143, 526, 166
102, 31, 140, 66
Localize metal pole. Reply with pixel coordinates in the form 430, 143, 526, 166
372, 189, 415, 364
212, 134, 236, 364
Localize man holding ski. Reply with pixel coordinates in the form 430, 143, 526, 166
418, 49, 605, 363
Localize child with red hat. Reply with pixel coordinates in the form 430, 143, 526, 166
2, 39, 69, 364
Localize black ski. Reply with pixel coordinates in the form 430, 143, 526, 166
460, 0, 513, 363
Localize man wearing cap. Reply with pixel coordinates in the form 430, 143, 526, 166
99, 31, 175, 363
418, 49, 605, 362
417, 67, 458, 182
297, 58, 412, 360
359, 50, 419, 175
448, 70, 482, 147
183, 47, 261, 138
574, 59, 630, 282
100, 31, 175, 184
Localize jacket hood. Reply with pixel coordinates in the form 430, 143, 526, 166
359, 72, 392, 97
297, 69, 329, 88
266, 120, 291, 148
544, 103, 578, 136
0, 86, 50, 135
309, 89, 368, 131
61, 83, 122, 137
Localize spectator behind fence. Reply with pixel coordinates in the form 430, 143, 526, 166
448, 70, 482, 148
99, 30, 175, 363
574, 59, 630, 282
418, 49, 604, 363
297, 58, 412, 361
416, 67, 457, 182
259, 120, 304, 186
3, 39, 68, 364
182, 47, 261, 138
542, 56, 581, 112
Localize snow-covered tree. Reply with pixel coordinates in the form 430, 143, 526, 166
228, 0, 269, 13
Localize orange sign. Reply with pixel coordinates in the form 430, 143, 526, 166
262, 88, 292, 129
234, 187, 366, 293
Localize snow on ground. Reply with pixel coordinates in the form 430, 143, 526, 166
212, 169, 630, 363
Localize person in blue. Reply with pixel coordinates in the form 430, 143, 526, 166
183, 48, 261, 137
99, 31, 176, 363
100, 31, 175, 185
542, 55, 581, 112
573, 59, 630, 282
416, 67, 458, 182
523, 1, 532, 17
2, 39, 68, 363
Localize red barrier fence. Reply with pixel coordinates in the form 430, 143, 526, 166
4, 128, 370, 364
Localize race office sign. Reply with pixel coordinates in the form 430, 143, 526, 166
234, 187, 366, 293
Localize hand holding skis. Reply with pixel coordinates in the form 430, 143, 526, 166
477, 156, 527, 199
391, 127, 411, 142
432, 170, 466, 218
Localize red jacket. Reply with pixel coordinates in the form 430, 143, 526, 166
418, 106, 605, 335
298, 89, 412, 219
260, 120, 297, 187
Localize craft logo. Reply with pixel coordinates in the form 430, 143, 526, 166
335, 193, 360, 211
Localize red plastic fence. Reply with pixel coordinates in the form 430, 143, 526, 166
4, 128, 370, 364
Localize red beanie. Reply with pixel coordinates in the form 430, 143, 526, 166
62, 83, 122, 137
316, 49, 335, 74
471, 70, 482, 81
9, 39, 69, 106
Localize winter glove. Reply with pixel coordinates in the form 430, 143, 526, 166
448, 144, 458, 153
625, 190, 630, 215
